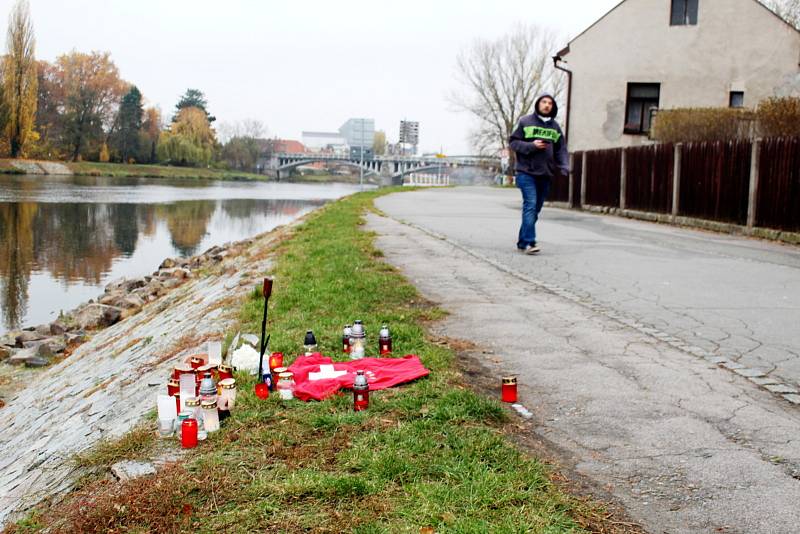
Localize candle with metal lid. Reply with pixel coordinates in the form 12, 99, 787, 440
201, 399, 220, 432
342, 324, 352, 354
501, 376, 517, 403
303, 330, 318, 356
349, 320, 366, 360
378, 325, 392, 355
353, 370, 369, 411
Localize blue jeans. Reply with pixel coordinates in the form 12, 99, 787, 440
516, 172, 551, 249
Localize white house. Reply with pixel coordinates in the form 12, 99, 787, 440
555, 0, 800, 151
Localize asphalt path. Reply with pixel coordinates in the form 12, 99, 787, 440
378, 187, 800, 392
369, 186, 800, 533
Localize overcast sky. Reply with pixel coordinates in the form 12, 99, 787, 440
7, 0, 620, 154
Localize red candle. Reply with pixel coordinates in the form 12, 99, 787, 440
173, 364, 193, 379
353, 388, 369, 411
189, 356, 204, 370
501, 376, 517, 403
218, 364, 234, 381
268, 352, 284, 373
173, 392, 181, 413
353, 370, 369, 411
254, 382, 269, 400
181, 418, 198, 449
167, 379, 179, 396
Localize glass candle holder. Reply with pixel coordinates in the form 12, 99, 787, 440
501, 376, 517, 403
198, 363, 218, 382
181, 418, 198, 449
353, 370, 370, 411
218, 364, 234, 381
268, 352, 284, 373
185, 396, 201, 422
303, 330, 318, 356
254, 382, 269, 400
167, 379, 180, 397
175, 410, 192, 432
173, 364, 194, 380
158, 417, 174, 438
349, 320, 366, 359
378, 325, 392, 356
218, 378, 237, 409
342, 325, 352, 354
277, 372, 295, 400
201, 399, 220, 432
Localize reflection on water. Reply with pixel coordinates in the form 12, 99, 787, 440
0, 176, 358, 329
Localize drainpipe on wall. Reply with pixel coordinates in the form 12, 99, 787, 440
552, 55, 572, 141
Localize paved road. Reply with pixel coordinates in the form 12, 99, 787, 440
378, 187, 800, 392
369, 187, 800, 534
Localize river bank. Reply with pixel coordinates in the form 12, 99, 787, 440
1, 190, 634, 533
0, 158, 268, 181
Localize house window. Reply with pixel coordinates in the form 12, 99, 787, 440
729, 91, 745, 108
671, 0, 698, 25
625, 83, 661, 135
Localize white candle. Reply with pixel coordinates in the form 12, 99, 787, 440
201, 399, 220, 432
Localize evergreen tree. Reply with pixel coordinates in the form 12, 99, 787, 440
112, 86, 143, 162
173, 88, 215, 123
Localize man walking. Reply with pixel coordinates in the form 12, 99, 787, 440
509, 94, 569, 254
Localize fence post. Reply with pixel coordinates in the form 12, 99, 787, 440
671, 143, 682, 221
581, 151, 588, 208
619, 148, 627, 210
568, 153, 575, 208
747, 138, 761, 230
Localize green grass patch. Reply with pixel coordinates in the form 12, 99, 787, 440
12, 189, 610, 533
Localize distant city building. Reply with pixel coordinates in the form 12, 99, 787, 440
399, 120, 419, 145
301, 131, 348, 154
339, 118, 375, 149
398, 120, 419, 155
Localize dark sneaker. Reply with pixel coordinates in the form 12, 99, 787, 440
524, 244, 541, 255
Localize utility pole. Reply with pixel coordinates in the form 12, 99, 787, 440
359, 119, 364, 191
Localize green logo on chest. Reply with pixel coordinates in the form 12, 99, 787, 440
523, 126, 561, 142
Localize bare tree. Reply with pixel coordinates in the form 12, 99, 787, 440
450, 24, 564, 169
217, 118, 266, 144
763, 0, 800, 28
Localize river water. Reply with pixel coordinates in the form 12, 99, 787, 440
0, 175, 363, 330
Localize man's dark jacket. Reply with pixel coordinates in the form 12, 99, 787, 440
509, 94, 569, 177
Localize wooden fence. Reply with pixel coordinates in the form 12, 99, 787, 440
625, 144, 674, 214
756, 137, 800, 232
559, 136, 800, 234
585, 148, 623, 208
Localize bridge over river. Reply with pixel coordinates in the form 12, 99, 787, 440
267, 152, 501, 184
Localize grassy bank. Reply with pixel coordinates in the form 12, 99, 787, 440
7, 190, 616, 533
67, 161, 267, 181
282, 172, 361, 184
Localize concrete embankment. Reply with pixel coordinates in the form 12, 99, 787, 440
6, 159, 73, 175
0, 225, 285, 525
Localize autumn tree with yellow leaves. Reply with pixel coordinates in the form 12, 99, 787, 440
157, 105, 216, 167
3, 0, 37, 158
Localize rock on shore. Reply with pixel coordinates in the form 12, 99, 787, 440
0, 239, 252, 369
